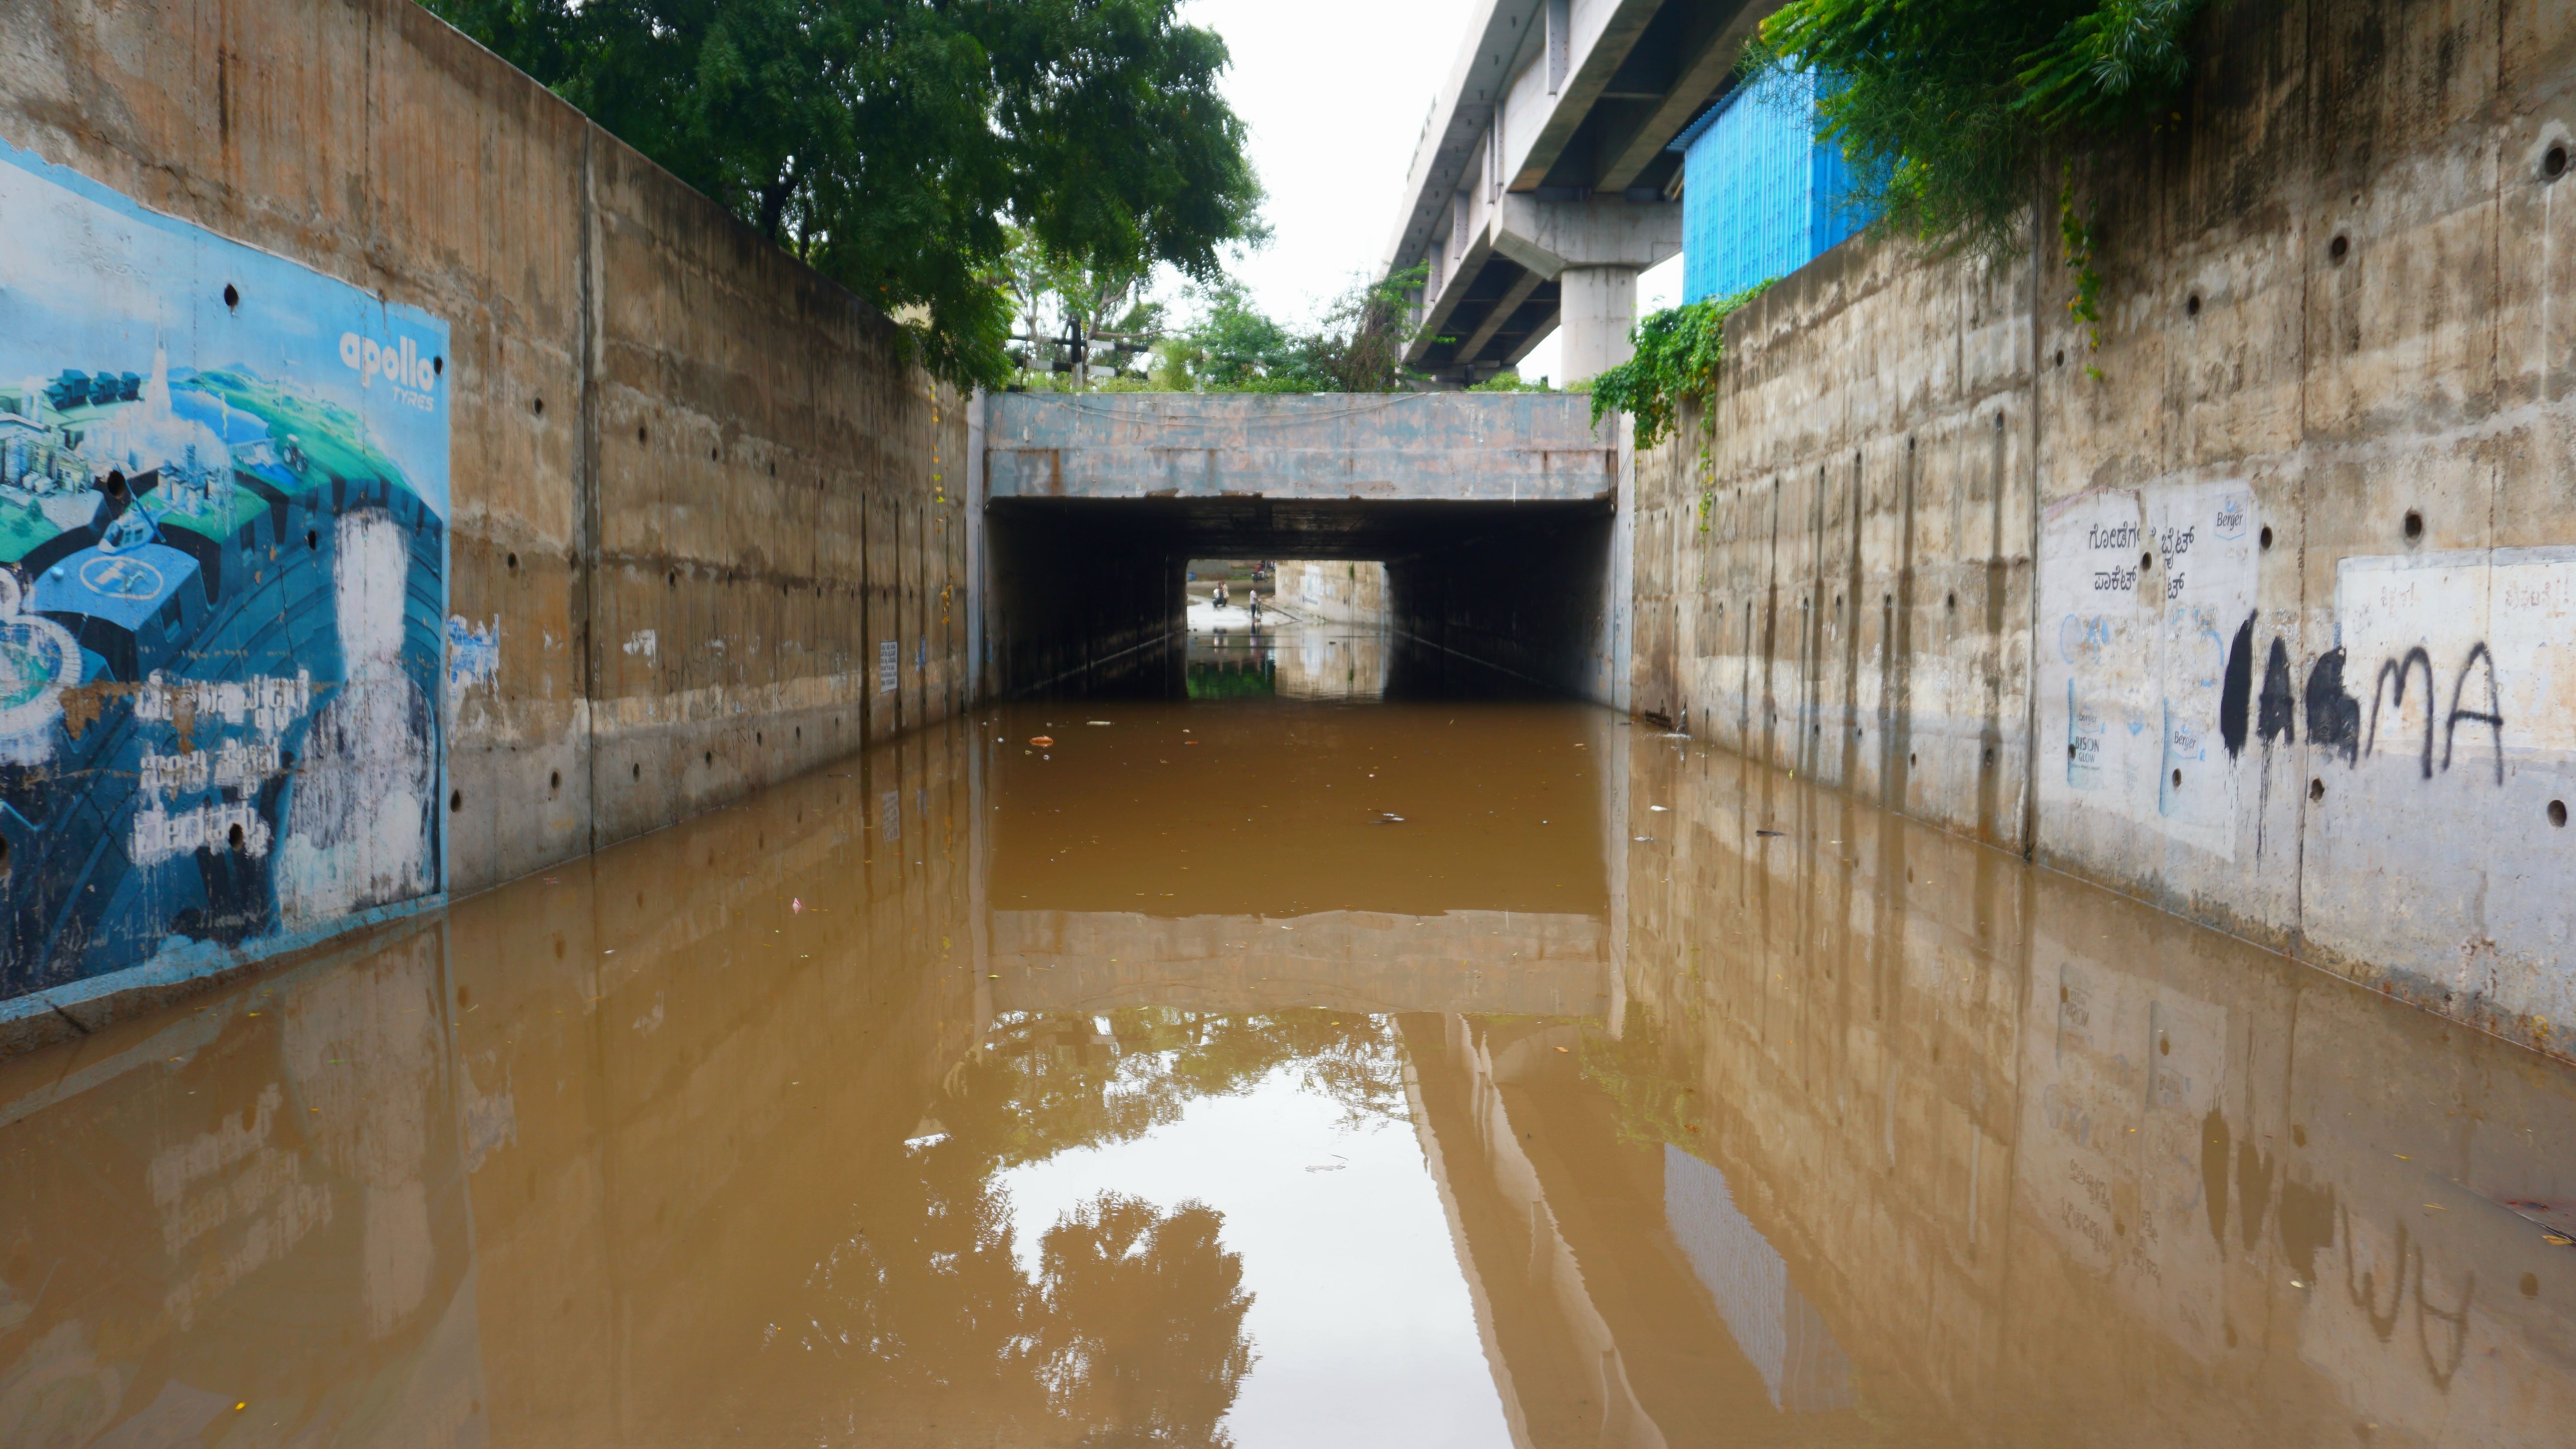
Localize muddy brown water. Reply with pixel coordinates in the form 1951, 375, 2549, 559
3, 696, 2573, 1446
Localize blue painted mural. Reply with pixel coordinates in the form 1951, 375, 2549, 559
1673, 71, 1873, 305
0, 140, 449, 1013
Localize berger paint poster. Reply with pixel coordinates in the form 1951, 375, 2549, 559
0, 140, 449, 1008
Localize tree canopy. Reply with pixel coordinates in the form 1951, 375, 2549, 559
422, 0, 1265, 387
1757, 0, 2212, 256
993, 265, 1431, 394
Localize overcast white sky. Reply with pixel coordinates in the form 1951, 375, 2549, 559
1178, 0, 1677, 386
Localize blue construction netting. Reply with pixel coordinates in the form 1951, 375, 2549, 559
1676, 70, 1871, 305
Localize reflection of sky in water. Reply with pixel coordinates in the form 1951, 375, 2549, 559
999, 1060, 1511, 1449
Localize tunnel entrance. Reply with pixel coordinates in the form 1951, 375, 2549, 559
978, 391, 1623, 705
983, 497, 1615, 703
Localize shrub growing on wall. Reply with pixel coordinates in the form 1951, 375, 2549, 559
1586, 282, 1771, 450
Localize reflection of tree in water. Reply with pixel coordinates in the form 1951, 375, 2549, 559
1573, 1002, 1702, 1152
788, 1009, 1404, 1445
972, 1009, 1414, 1164
1035, 1193, 1254, 1446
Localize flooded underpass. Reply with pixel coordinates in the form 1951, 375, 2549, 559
5, 694, 2576, 1448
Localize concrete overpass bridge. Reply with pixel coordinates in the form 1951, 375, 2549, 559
1385, 0, 1779, 382
977, 390, 1631, 701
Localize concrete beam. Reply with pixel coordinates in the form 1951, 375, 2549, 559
1382, 0, 1545, 276
1453, 267, 1551, 365
985, 393, 1617, 503
1502, 0, 1665, 193
1420, 228, 1501, 358
1594, 1, 1777, 190
1488, 193, 1681, 278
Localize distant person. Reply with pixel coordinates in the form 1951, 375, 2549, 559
1248, 588, 1261, 628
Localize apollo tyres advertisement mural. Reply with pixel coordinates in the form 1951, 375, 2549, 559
0, 140, 448, 1008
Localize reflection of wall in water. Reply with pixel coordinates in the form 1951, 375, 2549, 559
448, 720, 986, 1442
990, 908, 1608, 1015
0, 921, 485, 1448
1663, 1145, 1854, 1413
1617, 738, 2576, 1446
1277, 626, 1391, 701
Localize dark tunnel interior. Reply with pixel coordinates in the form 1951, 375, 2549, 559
983, 498, 1617, 702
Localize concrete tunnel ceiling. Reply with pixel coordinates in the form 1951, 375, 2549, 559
986, 495, 1610, 561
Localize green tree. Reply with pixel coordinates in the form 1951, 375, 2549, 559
1003, 228, 1168, 388
1155, 267, 1428, 394
1281, 265, 1427, 394
420, 0, 1264, 387
1180, 284, 1301, 390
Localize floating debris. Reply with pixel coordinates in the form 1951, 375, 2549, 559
2500, 1198, 2576, 1243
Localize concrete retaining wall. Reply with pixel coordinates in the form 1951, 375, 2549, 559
1628, 0, 2576, 1060
0, 0, 967, 1039
1281, 560, 1390, 624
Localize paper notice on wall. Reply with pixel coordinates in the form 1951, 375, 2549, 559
2040, 482, 2260, 859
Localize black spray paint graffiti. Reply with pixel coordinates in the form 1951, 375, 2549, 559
2257, 638, 2297, 745
2236, 624, 2300, 860
2440, 644, 2505, 783
2304, 647, 2362, 761
2350, 644, 2505, 784
2369, 649, 2440, 775
2216, 631, 2505, 784
2218, 615, 2256, 760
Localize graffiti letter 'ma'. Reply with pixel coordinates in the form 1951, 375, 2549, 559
2298, 642, 2504, 783
2442, 643, 2504, 785
2367, 648, 2440, 778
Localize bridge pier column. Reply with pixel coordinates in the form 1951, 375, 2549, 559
1487, 194, 1678, 384
1558, 265, 1640, 382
